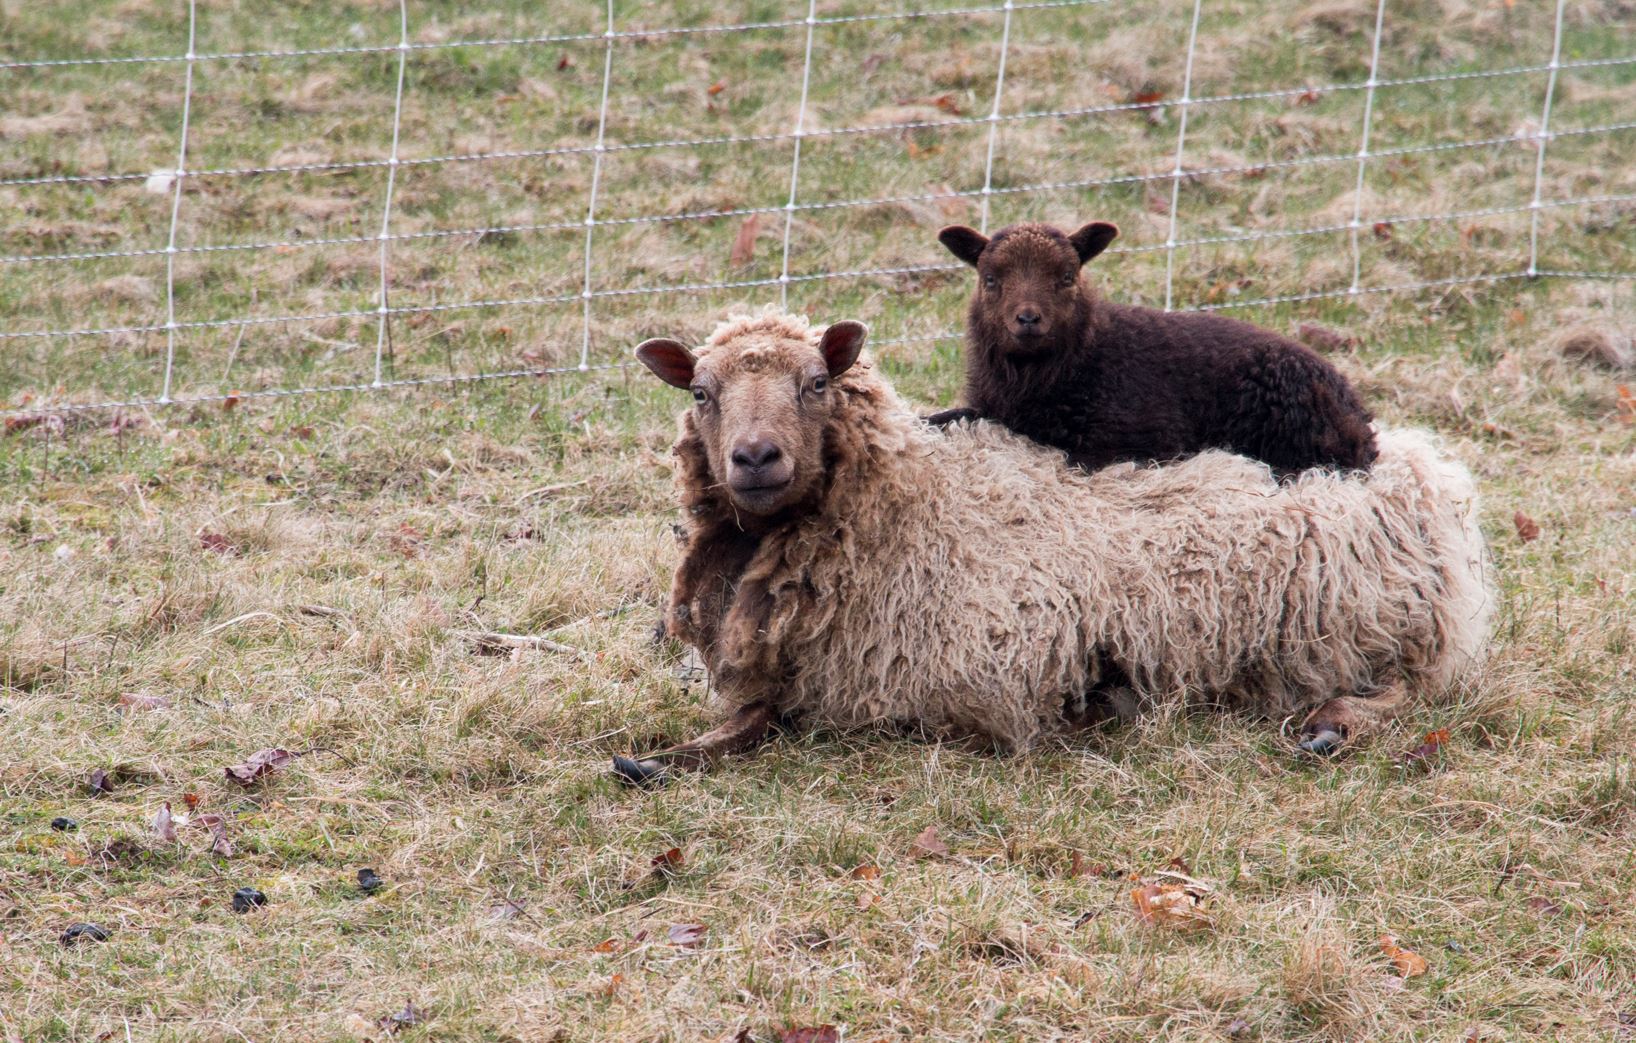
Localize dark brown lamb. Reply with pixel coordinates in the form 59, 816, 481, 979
929, 220, 1379, 475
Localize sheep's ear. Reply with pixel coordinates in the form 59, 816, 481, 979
634, 338, 697, 389
818, 320, 868, 377
1069, 221, 1119, 265
938, 225, 989, 267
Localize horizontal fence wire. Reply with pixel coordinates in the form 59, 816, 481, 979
7, 53, 1634, 191
3, 2, 1632, 418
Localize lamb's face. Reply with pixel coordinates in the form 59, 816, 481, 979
635, 319, 868, 517
939, 220, 1119, 355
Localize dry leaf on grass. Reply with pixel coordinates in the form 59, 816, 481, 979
667, 922, 708, 947
1131, 872, 1215, 930
729, 214, 760, 267
850, 864, 880, 880
1514, 511, 1541, 542
1401, 728, 1451, 766
779, 1027, 838, 1043
909, 825, 948, 859
224, 747, 294, 786
1526, 895, 1564, 916
195, 813, 233, 857
87, 768, 114, 795
1379, 934, 1428, 978
198, 531, 237, 555
376, 1000, 423, 1034
485, 897, 528, 922
152, 802, 178, 843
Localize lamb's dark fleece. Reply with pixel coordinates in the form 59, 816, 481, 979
931, 220, 1379, 475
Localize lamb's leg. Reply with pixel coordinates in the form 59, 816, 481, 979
923, 406, 982, 428
1296, 679, 1410, 756
1066, 686, 1141, 731
611, 701, 776, 787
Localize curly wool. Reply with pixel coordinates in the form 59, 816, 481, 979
666, 320, 1494, 752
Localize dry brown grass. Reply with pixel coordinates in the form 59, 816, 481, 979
3, 1, 1636, 1041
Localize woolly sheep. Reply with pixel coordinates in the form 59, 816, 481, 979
929, 220, 1380, 475
616, 310, 1493, 781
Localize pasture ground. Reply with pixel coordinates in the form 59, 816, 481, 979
3, 1, 1636, 1039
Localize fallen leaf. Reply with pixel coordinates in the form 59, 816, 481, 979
5, 415, 44, 434
729, 214, 760, 267
1295, 88, 1322, 106
1295, 321, 1360, 354
224, 747, 294, 786
1131, 89, 1166, 106
221, 392, 241, 412
1380, 933, 1428, 978
377, 1001, 423, 1034
1225, 1017, 1252, 1037
598, 973, 623, 998
486, 897, 528, 921
118, 693, 171, 712
1401, 727, 1451, 766
930, 92, 963, 115
1372, 221, 1394, 241
706, 80, 726, 96
590, 937, 623, 953
850, 864, 881, 880
1514, 511, 1540, 543
1131, 878, 1214, 930
651, 847, 684, 873
60, 922, 111, 946
856, 891, 878, 911
778, 1028, 838, 1043
152, 802, 178, 843
909, 825, 948, 859
231, 887, 268, 913
1526, 895, 1564, 916
667, 922, 708, 947
556, 53, 572, 71
182, 792, 201, 810
198, 531, 236, 555
1617, 385, 1636, 426
194, 813, 232, 857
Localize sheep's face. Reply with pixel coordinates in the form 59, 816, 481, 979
635, 319, 868, 517
939, 221, 1118, 354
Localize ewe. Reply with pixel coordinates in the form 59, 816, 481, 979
616, 310, 1492, 783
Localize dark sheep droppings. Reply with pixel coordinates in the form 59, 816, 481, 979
231, 887, 268, 913
60, 922, 111, 946
50, 817, 78, 832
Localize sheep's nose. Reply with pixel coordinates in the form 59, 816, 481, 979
1016, 309, 1041, 326
731, 439, 782, 469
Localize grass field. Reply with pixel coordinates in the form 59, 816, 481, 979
4, 1, 1636, 1040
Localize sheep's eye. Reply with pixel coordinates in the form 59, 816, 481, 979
691, 388, 708, 406
982, 274, 998, 290
811, 375, 828, 394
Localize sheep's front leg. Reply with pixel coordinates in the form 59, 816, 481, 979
611, 701, 776, 787
923, 406, 982, 428
1296, 679, 1409, 756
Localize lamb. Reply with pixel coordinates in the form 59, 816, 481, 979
615, 309, 1493, 783
927, 220, 1380, 475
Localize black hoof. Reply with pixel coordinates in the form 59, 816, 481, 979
611, 754, 671, 788
1297, 728, 1346, 757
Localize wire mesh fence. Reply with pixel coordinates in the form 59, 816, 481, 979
2, 0, 1632, 416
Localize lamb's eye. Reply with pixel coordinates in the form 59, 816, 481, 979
691, 388, 708, 406
1061, 271, 1076, 286
811, 375, 828, 394
982, 274, 998, 290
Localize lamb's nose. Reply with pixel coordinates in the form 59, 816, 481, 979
731, 439, 782, 469
1016, 309, 1041, 326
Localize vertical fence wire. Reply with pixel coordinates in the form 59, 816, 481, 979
1527, 0, 1568, 277
778, 0, 821, 309
1348, 0, 1389, 295
371, 0, 411, 387
579, 0, 617, 370
1161, 0, 1205, 313
158, 0, 199, 403
977, 0, 1016, 234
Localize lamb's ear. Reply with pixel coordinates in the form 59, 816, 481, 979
1069, 221, 1119, 265
938, 225, 989, 267
634, 338, 696, 389
818, 320, 868, 378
